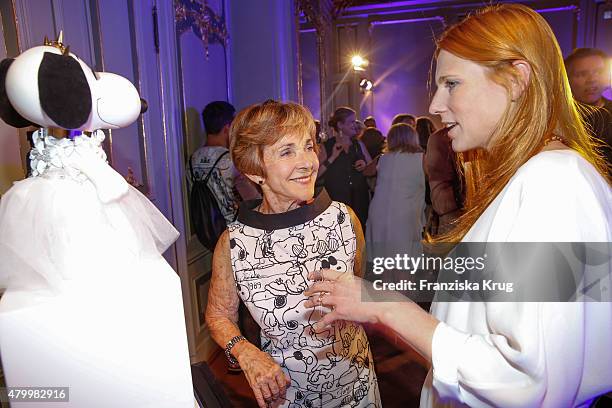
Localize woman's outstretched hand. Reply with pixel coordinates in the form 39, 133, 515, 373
304, 269, 384, 331
304, 268, 438, 361
234, 342, 290, 408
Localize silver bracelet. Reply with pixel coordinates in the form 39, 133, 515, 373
224, 335, 246, 365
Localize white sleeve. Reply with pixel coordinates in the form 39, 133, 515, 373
432, 302, 590, 407
431, 154, 612, 407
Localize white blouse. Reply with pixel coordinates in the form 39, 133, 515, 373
422, 150, 612, 407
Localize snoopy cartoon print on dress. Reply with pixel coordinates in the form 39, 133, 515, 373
229, 195, 381, 407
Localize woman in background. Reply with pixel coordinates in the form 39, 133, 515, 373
317, 107, 373, 228
360, 126, 385, 159
415, 116, 436, 152
366, 123, 425, 269
415, 116, 437, 232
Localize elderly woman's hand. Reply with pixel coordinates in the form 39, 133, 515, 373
234, 342, 290, 407
303, 269, 383, 331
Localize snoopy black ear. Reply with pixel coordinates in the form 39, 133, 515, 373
0, 58, 37, 128
38, 52, 92, 129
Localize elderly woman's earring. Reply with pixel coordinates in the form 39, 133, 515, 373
258, 180, 264, 185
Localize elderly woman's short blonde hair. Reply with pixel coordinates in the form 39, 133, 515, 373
230, 100, 317, 177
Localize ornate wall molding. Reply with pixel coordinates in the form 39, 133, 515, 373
175, 0, 228, 58
296, 0, 353, 130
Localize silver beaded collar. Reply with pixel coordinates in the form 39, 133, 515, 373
29, 129, 107, 182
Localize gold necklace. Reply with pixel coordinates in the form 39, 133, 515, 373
544, 134, 565, 146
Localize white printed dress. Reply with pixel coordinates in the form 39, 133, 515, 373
228, 190, 381, 407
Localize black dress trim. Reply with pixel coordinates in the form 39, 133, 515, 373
237, 189, 332, 230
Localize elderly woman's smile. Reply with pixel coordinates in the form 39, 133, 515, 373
289, 172, 314, 184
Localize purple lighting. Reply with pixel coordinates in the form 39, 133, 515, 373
534, 5, 578, 13
68, 130, 82, 140
371, 16, 444, 26
346, 0, 449, 12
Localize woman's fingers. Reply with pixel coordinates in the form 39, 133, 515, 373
257, 369, 288, 404
258, 380, 273, 400
304, 293, 339, 309
275, 371, 289, 398
308, 268, 344, 282
313, 310, 339, 331
304, 280, 336, 296
252, 386, 267, 408
241, 351, 290, 407
267, 376, 280, 399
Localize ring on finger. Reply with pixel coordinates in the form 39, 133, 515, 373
318, 291, 328, 306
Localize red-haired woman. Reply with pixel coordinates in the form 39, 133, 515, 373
305, 4, 611, 407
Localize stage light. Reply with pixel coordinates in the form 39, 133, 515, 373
359, 78, 373, 91
352, 55, 368, 71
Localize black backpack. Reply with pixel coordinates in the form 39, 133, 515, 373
188, 151, 229, 251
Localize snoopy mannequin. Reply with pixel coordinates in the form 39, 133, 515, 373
0, 34, 194, 407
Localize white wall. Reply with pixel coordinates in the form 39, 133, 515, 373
228, 0, 299, 110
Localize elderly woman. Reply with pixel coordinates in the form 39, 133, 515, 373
305, 4, 611, 407
205, 101, 381, 408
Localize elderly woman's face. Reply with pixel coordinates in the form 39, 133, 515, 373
261, 132, 318, 203
429, 50, 509, 152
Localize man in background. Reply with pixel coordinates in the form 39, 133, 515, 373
391, 113, 416, 127
190, 101, 259, 226
565, 48, 611, 173
364, 115, 377, 128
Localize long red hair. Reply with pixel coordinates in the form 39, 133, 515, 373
432, 4, 609, 243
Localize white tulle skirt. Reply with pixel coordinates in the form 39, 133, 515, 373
0, 172, 194, 407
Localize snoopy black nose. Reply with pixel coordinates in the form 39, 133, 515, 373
140, 98, 148, 114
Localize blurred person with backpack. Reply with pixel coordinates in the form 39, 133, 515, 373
188, 101, 261, 371
189, 101, 259, 250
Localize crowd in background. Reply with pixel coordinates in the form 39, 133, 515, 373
315, 107, 464, 265
311, 46, 611, 261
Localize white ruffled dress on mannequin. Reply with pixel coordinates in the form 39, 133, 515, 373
0, 130, 194, 407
